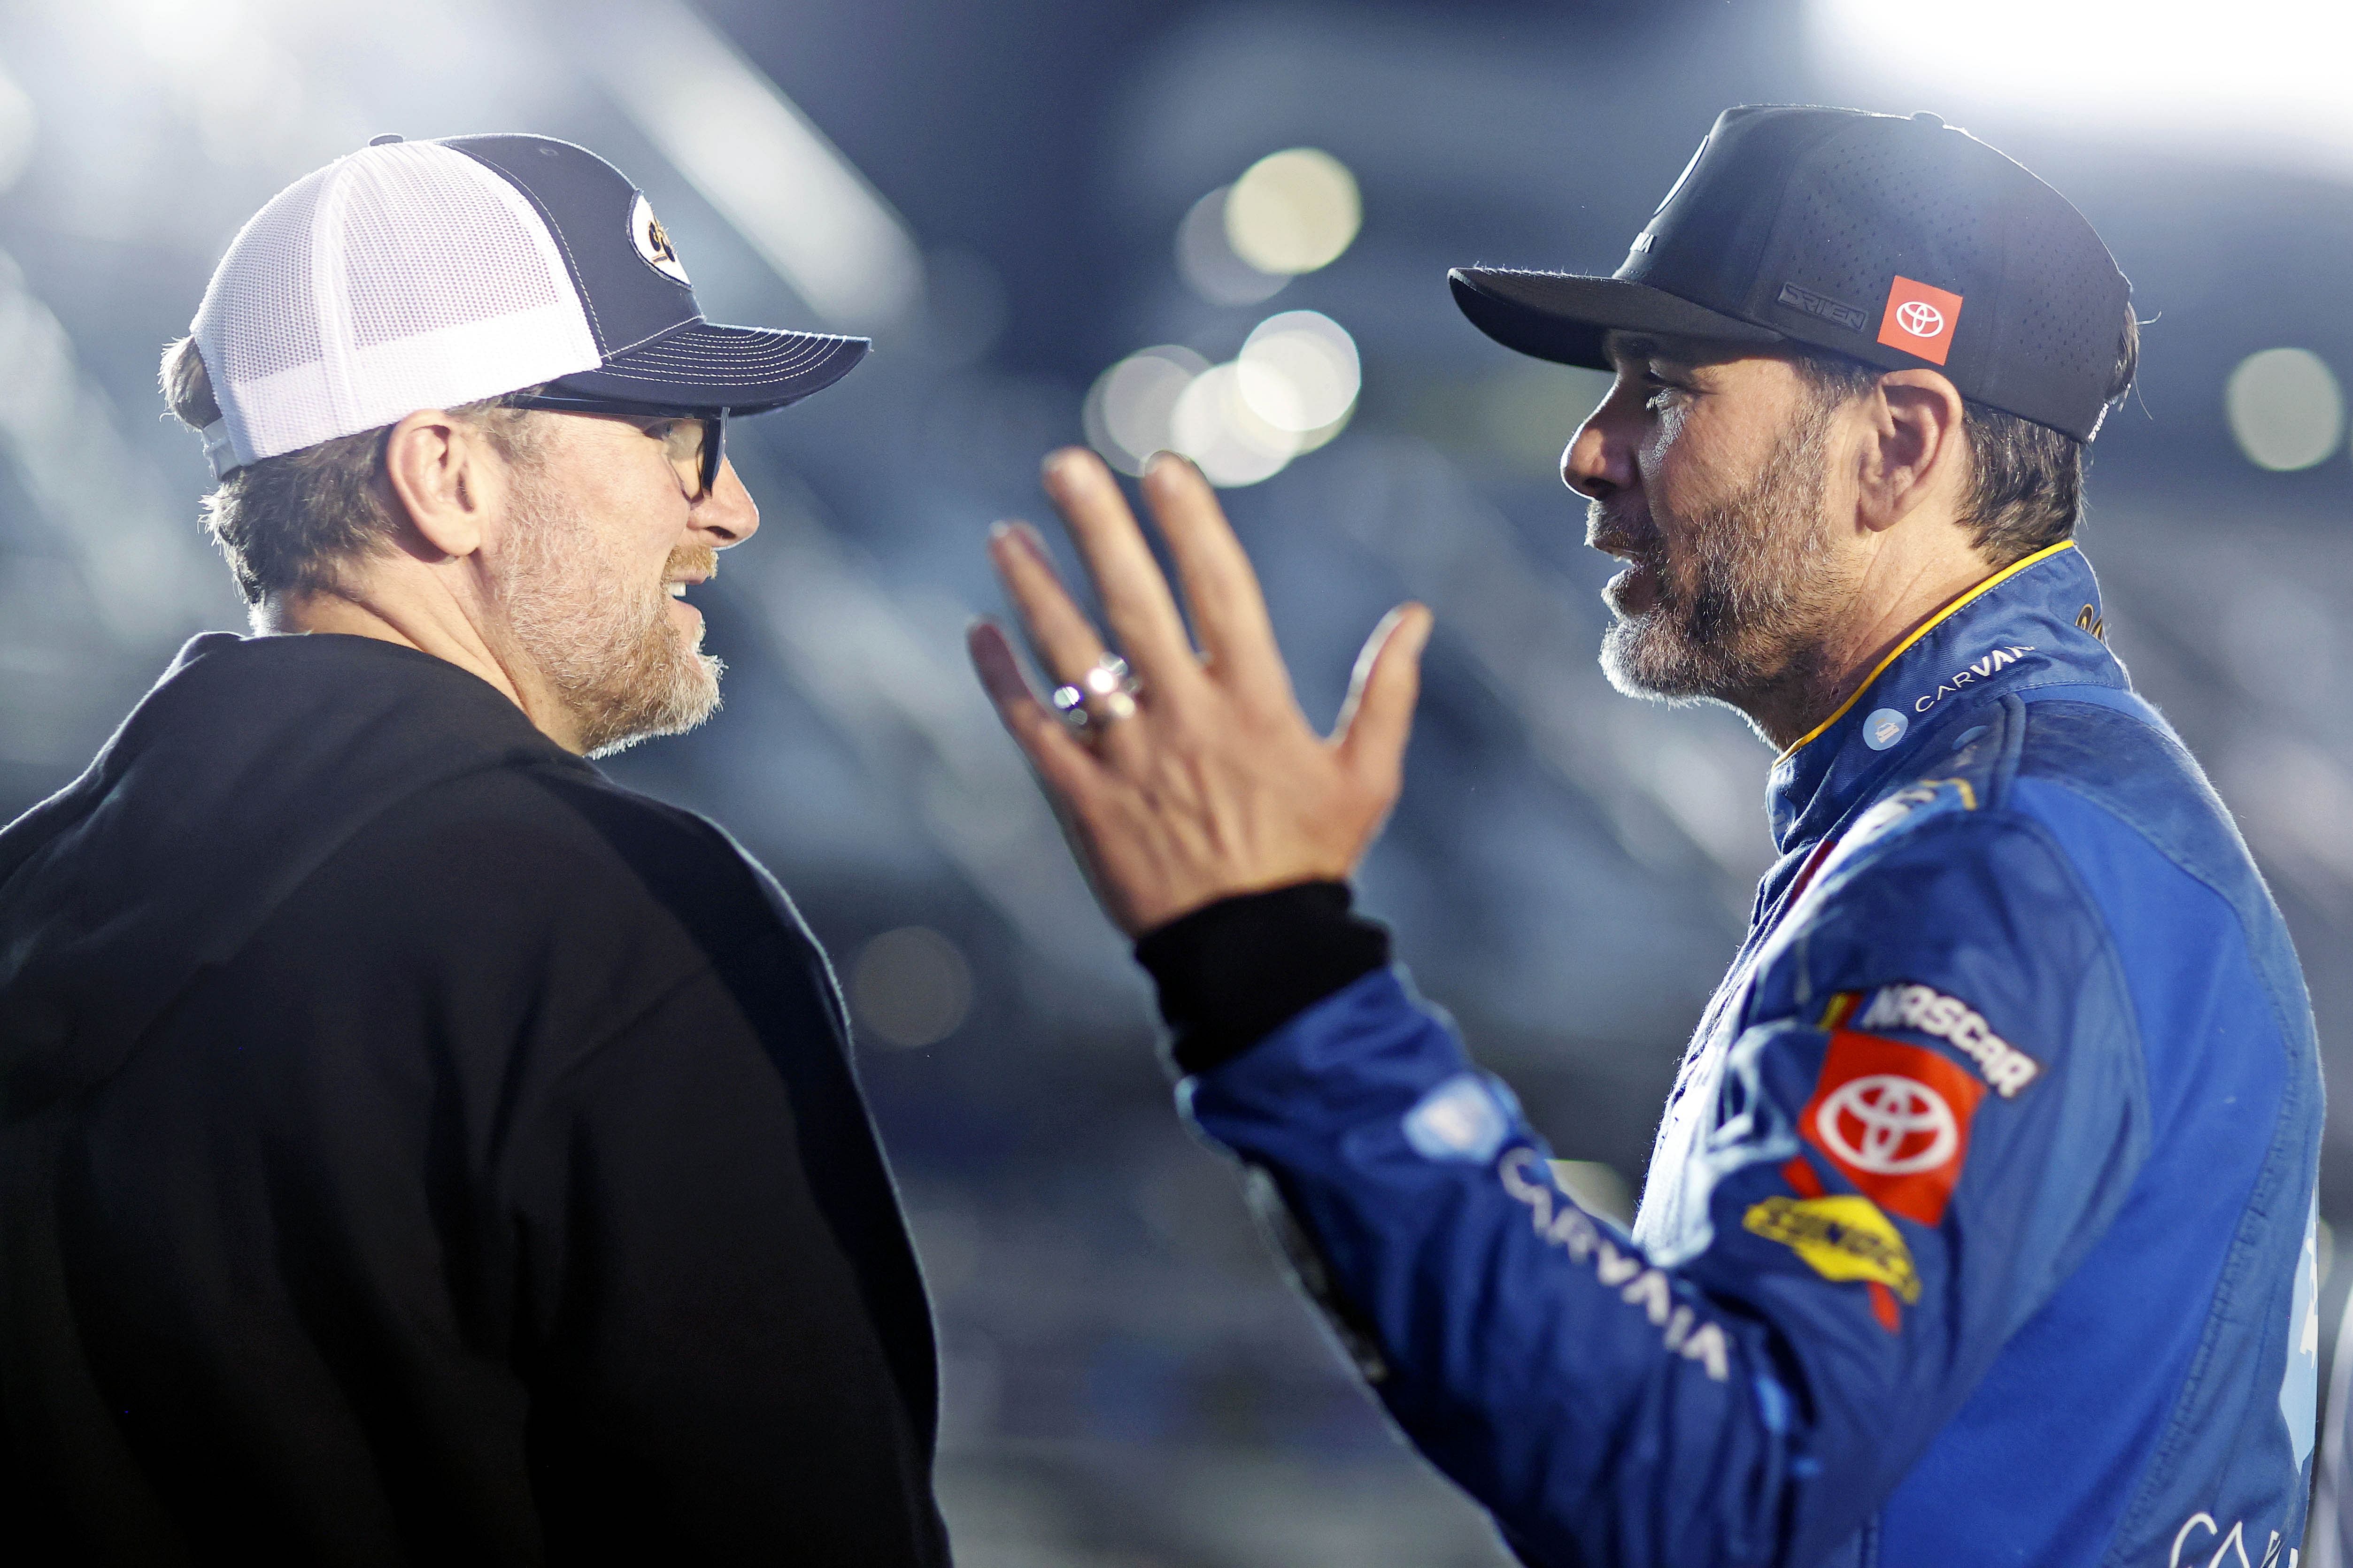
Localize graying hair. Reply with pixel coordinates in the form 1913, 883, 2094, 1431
1788, 304, 2141, 567
159, 335, 541, 603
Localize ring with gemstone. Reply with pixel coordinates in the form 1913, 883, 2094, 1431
1052, 653, 1142, 731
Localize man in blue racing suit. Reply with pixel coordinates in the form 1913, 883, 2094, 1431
968, 106, 2323, 1566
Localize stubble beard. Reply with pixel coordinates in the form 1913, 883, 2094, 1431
494, 472, 725, 759
1595, 396, 1856, 735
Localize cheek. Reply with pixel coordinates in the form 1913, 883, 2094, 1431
1637, 414, 1712, 528
1640, 400, 1759, 526
583, 464, 688, 576
555, 424, 687, 537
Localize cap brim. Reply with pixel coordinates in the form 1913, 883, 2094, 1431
546, 318, 871, 415
1450, 268, 1782, 369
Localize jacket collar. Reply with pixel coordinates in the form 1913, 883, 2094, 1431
1766, 540, 2126, 854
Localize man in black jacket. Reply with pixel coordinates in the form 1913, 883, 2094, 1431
0, 134, 949, 1564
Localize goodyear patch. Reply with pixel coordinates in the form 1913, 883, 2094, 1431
1743, 1194, 1921, 1305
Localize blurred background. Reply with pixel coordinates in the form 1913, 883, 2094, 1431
1, 0, 2350, 1560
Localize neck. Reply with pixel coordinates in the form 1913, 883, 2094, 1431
258, 582, 586, 753
1738, 539, 2007, 754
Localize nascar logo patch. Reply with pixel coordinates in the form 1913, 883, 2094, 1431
1855, 983, 2041, 1098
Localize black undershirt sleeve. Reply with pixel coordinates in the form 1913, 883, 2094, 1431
1132, 880, 1390, 1076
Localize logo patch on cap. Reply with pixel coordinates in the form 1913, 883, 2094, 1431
630, 192, 691, 286
1878, 276, 1962, 365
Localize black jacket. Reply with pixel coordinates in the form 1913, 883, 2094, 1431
0, 632, 949, 1566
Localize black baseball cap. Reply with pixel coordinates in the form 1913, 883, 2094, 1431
1449, 106, 2131, 442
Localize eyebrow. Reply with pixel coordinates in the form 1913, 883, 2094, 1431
1604, 332, 1657, 368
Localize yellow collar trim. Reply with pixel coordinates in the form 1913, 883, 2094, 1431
1776, 539, 2078, 764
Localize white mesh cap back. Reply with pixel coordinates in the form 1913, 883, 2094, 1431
192, 141, 602, 469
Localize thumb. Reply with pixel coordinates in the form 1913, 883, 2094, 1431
1334, 603, 1432, 784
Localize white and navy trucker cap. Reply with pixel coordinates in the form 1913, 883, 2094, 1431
189, 133, 869, 479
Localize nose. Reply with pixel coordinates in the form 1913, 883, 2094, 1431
694, 458, 760, 547
1562, 375, 1641, 501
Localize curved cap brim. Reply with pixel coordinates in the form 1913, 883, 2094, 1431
546, 318, 871, 415
1450, 268, 1782, 370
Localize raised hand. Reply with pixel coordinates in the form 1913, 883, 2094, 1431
967, 447, 1432, 937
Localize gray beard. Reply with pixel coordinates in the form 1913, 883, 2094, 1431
495, 479, 724, 758
1596, 397, 1853, 735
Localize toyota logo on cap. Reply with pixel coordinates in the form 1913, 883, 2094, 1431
1895, 300, 1945, 338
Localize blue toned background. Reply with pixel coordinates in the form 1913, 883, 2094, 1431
3, 1, 2350, 1560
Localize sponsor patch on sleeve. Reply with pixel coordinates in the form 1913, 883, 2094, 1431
1798, 1030, 1985, 1227
1499, 1150, 1731, 1381
1853, 983, 2042, 1098
1744, 1194, 1921, 1304
1401, 1073, 1513, 1163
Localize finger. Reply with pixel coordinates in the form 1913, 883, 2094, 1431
1041, 448, 1202, 690
987, 523, 1162, 769
988, 519, 1113, 690
1333, 604, 1433, 790
1140, 452, 1292, 710
966, 617, 1103, 796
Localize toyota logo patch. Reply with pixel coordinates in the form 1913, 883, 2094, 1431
1814, 1074, 1958, 1175
1894, 300, 1945, 338
1798, 1028, 1986, 1225
1877, 276, 1964, 367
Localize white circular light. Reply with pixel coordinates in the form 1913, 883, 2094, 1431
1292, 406, 1352, 455
2225, 347, 2344, 472
1237, 310, 1360, 432
850, 926, 974, 1049
1082, 346, 1210, 476
1176, 187, 1288, 307
1170, 362, 1300, 487
1224, 148, 1361, 277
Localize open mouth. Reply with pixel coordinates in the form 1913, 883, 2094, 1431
1604, 559, 1666, 618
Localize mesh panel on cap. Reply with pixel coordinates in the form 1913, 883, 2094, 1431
339, 143, 564, 350
190, 139, 602, 468
198, 168, 326, 384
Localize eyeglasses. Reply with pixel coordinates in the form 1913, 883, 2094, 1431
504, 392, 728, 500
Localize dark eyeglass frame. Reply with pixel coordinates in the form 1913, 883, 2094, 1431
504, 392, 728, 500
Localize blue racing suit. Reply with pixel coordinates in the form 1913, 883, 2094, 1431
1156, 542, 2323, 1566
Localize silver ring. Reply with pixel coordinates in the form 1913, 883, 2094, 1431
1052, 653, 1142, 731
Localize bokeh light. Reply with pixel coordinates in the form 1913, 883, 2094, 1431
1223, 148, 1360, 277
1083, 345, 1211, 475
850, 926, 974, 1048
1090, 312, 1362, 486
2225, 347, 2344, 471
1236, 310, 1359, 434
1170, 362, 1299, 487
1175, 187, 1288, 307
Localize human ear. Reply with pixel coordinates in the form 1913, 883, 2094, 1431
382, 409, 500, 560
1859, 369, 1967, 534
